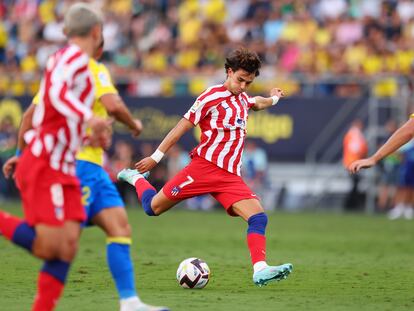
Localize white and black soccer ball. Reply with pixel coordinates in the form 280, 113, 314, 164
176, 257, 210, 289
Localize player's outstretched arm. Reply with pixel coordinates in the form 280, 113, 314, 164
2, 103, 35, 178
100, 93, 142, 137
135, 118, 194, 173
348, 118, 414, 173
252, 88, 285, 111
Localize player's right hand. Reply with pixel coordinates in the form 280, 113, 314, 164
2, 156, 19, 179
131, 119, 143, 137
135, 157, 157, 173
348, 158, 376, 174
270, 87, 285, 98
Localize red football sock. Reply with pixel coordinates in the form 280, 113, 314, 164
247, 233, 266, 265
32, 272, 65, 311
135, 178, 156, 199
0, 210, 23, 240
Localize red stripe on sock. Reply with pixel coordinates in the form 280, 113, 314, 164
247, 233, 266, 265
32, 272, 64, 311
0, 211, 23, 240
135, 178, 156, 200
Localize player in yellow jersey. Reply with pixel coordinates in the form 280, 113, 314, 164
3, 42, 169, 311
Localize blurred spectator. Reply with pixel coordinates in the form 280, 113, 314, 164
0, 115, 17, 200
166, 144, 190, 178
342, 119, 368, 210
242, 140, 276, 210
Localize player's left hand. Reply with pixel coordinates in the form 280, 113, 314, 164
88, 117, 113, 148
2, 156, 19, 179
348, 157, 376, 174
270, 88, 285, 98
135, 156, 157, 173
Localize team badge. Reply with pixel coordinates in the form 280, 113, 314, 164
171, 186, 181, 196
98, 71, 111, 87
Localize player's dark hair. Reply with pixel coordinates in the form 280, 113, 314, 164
224, 47, 261, 77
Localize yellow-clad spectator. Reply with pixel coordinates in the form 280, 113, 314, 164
178, 0, 202, 44
313, 26, 331, 47
0, 21, 7, 48
0, 75, 9, 95
203, 0, 226, 24
280, 20, 302, 43
107, 0, 132, 16
314, 47, 330, 73
39, 0, 56, 24
10, 77, 25, 97
343, 42, 367, 73
188, 77, 208, 96
382, 51, 398, 73
396, 49, 414, 74
175, 46, 200, 70
361, 49, 382, 75
142, 49, 168, 73
20, 53, 38, 75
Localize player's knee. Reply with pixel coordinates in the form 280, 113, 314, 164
106, 221, 131, 237
32, 245, 57, 260
60, 235, 79, 261
150, 202, 163, 216
247, 212, 268, 235
32, 237, 59, 260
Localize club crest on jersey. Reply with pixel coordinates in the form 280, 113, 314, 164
171, 186, 181, 196
190, 100, 202, 113
236, 117, 245, 127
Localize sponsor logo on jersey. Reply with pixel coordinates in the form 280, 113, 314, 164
190, 100, 202, 113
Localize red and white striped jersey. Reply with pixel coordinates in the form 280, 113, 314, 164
25, 44, 94, 176
184, 84, 256, 176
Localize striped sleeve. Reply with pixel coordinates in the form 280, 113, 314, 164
241, 92, 256, 109
184, 86, 229, 125
49, 49, 93, 122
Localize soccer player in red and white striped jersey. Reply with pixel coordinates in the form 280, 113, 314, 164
118, 47, 293, 286
0, 4, 108, 310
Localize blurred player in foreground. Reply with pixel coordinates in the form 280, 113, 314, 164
2, 22, 169, 311
0, 4, 109, 310
118, 47, 293, 287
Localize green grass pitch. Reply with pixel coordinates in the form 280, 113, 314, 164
1, 202, 414, 311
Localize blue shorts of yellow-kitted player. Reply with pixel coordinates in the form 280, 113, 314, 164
76, 160, 125, 226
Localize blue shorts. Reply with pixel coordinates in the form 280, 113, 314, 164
76, 160, 124, 225
399, 161, 414, 188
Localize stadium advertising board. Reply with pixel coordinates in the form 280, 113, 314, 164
0, 96, 358, 161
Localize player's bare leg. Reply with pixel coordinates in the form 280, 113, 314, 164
31, 221, 81, 311
93, 207, 131, 237
232, 199, 293, 286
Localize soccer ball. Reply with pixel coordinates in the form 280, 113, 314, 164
176, 257, 210, 289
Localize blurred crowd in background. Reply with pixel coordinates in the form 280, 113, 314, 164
0, 0, 414, 97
